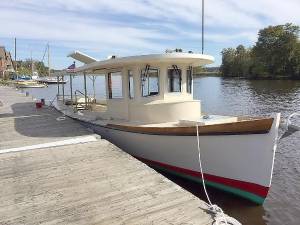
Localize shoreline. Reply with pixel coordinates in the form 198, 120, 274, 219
192, 74, 300, 80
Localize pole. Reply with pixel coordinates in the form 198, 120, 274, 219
107, 73, 112, 99
70, 74, 73, 104
202, 0, 204, 54
14, 38, 17, 71
48, 43, 50, 77
14, 38, 18, 80
57, 75, 60, 97
92, 76, 96, 99
30, 50, 33, 77
84, 72, 87, 108
62, 75, 65, 103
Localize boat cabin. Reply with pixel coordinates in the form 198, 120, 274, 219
57, 53, 214, 124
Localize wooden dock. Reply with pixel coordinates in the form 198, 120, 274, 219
0, 86, 215, 225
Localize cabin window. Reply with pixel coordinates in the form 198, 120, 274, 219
141, 66, 159, 97
168, 66, 182, 92
128, 70, 134, 99
107, 71, 123, 99
186, 67, 193, 93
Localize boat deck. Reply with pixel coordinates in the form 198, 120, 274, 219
0, 86, 216, 225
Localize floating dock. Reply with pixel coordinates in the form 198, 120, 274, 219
0, 86, 217, 225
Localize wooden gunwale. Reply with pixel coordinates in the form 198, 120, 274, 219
106, 117, 274, 136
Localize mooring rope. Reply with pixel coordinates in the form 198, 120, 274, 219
196, 124, 242, 225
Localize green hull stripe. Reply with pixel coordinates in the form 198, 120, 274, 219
151, 164, 265, 205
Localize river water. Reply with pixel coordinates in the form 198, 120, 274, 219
23, 76, 300, 225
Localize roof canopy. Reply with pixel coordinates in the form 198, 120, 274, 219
68, 51, 98, 64
74, 53, 214, 74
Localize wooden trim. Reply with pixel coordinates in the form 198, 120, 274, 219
106, 117, 274, 136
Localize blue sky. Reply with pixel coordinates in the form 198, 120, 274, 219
1, 0, 299, 69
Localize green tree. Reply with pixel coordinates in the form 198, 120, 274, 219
220, 45, 253, 77
220, 48, 236, 77
288, 42, 300, 78
253, 23, 300, 77
35, 61, 48, 76
193, 66, 204, 74
16, 59, 49, 76
16, 59, 31, 75
221, 23, 300, 79
234, 45, 253, 77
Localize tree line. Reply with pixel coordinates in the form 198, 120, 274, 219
220, 23, 300, 79
16, 59, 49, 76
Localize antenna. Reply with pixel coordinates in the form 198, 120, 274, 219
202, 0, 204, 54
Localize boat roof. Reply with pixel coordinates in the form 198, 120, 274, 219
74, 53, 214, 73
68, 51, 98, 64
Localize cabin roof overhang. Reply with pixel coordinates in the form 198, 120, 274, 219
68, 51, 98, 64
74, 53, 214, 74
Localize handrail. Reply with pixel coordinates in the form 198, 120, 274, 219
74, 89, 93, 111
74, 90, 86, 97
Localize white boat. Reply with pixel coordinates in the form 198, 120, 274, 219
37, 76, 67, 84
56, 52, 280, 204
15, 80, 47, 88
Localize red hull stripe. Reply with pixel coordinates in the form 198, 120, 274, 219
135, 156, 269, 198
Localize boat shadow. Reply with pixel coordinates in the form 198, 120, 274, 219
151, 167, 268, 225
9, 102, 90, 138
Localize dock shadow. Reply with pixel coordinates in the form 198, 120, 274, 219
10, 102, 90, 138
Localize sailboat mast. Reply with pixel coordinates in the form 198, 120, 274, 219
14, 38, 17, 72
48, 43, 50, 77
202, 0, 204, 54
31, 50, 33, 76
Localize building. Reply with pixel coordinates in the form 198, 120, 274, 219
0, 46, 15, 79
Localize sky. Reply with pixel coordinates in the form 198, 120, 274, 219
0, 0, 300, 69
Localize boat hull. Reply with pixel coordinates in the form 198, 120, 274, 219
81, 115, 279, 204
17, 84, 47, 88
43, 81, 67, 84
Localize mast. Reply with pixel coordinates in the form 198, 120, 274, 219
202, 0, 204, 54
14, 38, 17, 72
48, 43, 50, 77
31, 50, 33, 76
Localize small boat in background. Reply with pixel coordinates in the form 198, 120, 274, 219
15, 80, 47, 88
37, 76, 67, 84
11, 74, 31, 81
